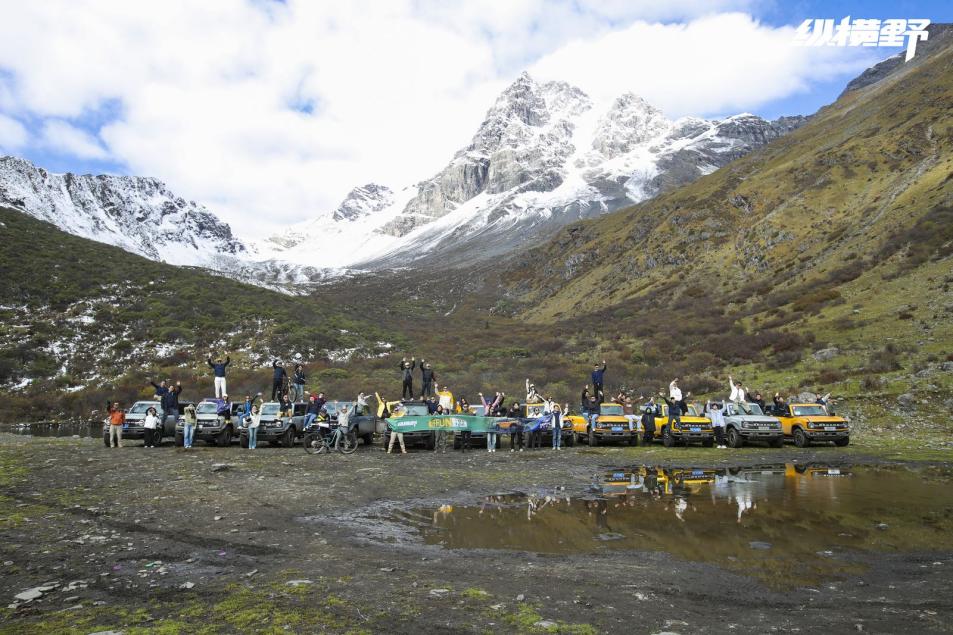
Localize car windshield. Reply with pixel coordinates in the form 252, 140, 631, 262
742, 403, 765, 415
600, 404, 624, 416
129, 402, 157, 414
792, 405, 828, 416
686, 404, 703, 417
196, 402, 219, 414
260, 404, 280, 416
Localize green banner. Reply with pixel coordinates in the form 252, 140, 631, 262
384, 415, 521, 434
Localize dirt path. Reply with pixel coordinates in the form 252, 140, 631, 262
1, 434, 952, 634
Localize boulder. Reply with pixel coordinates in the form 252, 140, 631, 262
897, 394, 915, 408
812, 347, 840, 361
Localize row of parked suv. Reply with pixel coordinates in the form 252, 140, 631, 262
103, 398, 849, 449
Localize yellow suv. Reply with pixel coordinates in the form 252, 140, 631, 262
651, 403, 714, 447
774, 403, 850, 447
566, 402, 637, 446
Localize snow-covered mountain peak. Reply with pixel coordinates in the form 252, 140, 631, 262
0, 155, 246, 266
591, 92, 671, 158
332, 183, 393, 222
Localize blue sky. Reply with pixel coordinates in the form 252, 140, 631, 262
0, 1, 948, 233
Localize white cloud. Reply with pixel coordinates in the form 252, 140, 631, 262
0, 113, 28, 151
40, 120, 109, 160
0, 1, 880, 237
529, 13, 880, 118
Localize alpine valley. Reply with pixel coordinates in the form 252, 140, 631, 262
0, 24, 951, 443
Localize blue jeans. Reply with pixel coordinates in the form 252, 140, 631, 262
304, 413, 317, 427
183, 424, 195, 448
552, 428, 562, 448
486, 432, 497, 450
248, 427, 258, 449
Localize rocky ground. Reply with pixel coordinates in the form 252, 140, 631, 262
1, 432, 952, 634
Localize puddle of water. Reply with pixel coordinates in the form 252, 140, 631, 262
413, 464, 953, 587
1, 422, 96, 438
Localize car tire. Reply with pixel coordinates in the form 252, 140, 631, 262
103, 432, 110, 447
627, 435, 637, 446
662, 426, 674, 448
834, 437, 850, 447
793, 428, 810, 448
588, 427, 597, 447
702, 438, 714, 448
282, 427, 296, 448
565, 433, 575, 448
727, 427, 743, 449
240, 435, 249, 449
174, 433, 184, 447
362, 433, 374, 447
424, 433, 436, 451
218, 427, 232, 447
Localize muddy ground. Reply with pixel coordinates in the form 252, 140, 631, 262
1, 432, 952, 634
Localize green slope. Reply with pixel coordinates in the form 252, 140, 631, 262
0, 206, 397, 421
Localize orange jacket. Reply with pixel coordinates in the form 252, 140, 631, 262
109, 409, 126, 426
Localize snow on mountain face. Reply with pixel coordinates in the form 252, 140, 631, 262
0, 156, 245, 266
349, 74, 806, 269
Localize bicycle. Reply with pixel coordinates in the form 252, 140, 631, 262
303, 421, 357, 455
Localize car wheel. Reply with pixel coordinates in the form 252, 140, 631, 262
362, 433, 374, 447
424, 433, 436, 451
282, 427, 296, 448
702, 438, 714, 448
588, 427, 597, 447
793, 428, 810, 448
565, 433, 575, 447
662, 426, 674, 448
103, 432, 110, 447
154, 431, 162, 447
727, 427, 743, 449
174, 433, 184, 447
240, 435, 249, 449
834, 437, 850, 447
218, 427, 233, 447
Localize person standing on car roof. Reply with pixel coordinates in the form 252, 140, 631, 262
207, 353, 230, 399
271, 360, 287, 401
728, 374, 747, 406
400, 357, 416, 399
591, 361, 607, 398
108, 401, 125, 448
149, 379, 169, 418
182, 402, 197, 449
660, 391, 681, 430
291, 364, 306, 402
420, 360, 436, 397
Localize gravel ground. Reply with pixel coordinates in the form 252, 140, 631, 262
1, 433, 952, 634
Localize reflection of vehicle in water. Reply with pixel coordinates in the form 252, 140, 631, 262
566, 402, 637, 446
775, 403, 850, 448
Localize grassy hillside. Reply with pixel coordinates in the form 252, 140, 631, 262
0, 206, 399, 421
485, 29, 953, 435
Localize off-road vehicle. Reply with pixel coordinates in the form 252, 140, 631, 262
238, 402, 305, 448
174, 399, 242, 447
722, 402, 783, 448
774, 403, 850, 447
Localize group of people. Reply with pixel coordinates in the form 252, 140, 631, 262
103, 352, 836, 454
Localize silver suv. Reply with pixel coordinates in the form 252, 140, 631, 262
722, 402, 783, 448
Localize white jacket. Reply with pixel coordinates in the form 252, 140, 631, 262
707, 405, 725, 427
669, 381, 682, 402
143, 414, 159, 430
248, 413, 260, 429
729, 379, 745, 402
